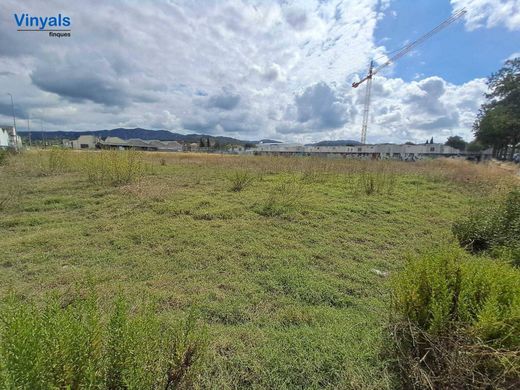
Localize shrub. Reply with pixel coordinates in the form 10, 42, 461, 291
83, 150, 145, 186
389, 248, 520, 388
453, 188, 520, 265
228, 170, 253, 192
357, 167, 397, 195
0, 293, 206, 389
46, 148, 70, 174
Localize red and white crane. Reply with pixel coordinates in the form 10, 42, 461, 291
352, 8, 467, 144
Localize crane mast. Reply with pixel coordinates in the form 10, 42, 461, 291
352, 8, 467, 144
360, 61, 373, 144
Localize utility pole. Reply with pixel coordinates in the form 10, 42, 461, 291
7, 93, 18, 151
27, 116, 32, 147
41, 119, 45, 148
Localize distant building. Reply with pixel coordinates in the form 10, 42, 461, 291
99, 137, 183, 151
0, 127, 9, 148
184, 143, 199, 152
65, 135, 184, 151
71, 135, 98, 149
251, 142, 493, 160
0, 126, 22, 149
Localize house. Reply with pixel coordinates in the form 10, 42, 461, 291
97, 137, 184, 151
0, 126, 22, 149
99, 136, 127, 149
71, 135, 98, 149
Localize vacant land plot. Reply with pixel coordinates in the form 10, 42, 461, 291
0, 151, 516, 389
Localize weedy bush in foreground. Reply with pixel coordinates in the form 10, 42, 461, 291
453, 188, 520, 265
227, 170, 254, 192
389, 248, 520, 389
46, 148, 71, 174
357, 167, 397, 195
83, 150, 145, 186
0, 294, 206, 389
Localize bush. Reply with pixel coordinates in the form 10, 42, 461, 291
453, 189, 520, 265
0, 294, 206, 389
357, 167, 397, 195
83, 150, 145, 186
389, 248, 520, 388
46, 148, 70, 174
227, 170, 253, 192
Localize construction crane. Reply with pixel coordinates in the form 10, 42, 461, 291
352, 8, 467, 144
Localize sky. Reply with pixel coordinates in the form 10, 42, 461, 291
0, 0, 519, 144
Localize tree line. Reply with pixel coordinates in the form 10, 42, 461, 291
474, 57, 519, 159
444, 57, 519, 160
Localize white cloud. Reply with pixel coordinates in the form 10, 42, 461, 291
451, 0, 520, 31
0, 0, 491, 143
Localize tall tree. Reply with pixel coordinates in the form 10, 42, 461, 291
445, 136, 467, 151
474, 58, 520, 159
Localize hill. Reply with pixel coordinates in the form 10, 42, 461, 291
17, 128, 250, 145
305, 140, 361, 146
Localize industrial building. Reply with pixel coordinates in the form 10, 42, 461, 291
70, 135, 97, 149
66, 135, 183, 152
251, 142, 493, 160
0, 126, 22, 150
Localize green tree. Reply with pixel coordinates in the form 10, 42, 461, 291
466, 140, 484, 153
445, 136, 467, 151
474, 58, 520, 159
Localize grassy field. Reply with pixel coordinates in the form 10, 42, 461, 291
0, 150, 516, 389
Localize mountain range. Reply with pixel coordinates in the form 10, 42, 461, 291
17, 128, 253, 145
17, 127, 356, 146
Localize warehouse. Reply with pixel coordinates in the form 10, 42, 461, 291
251, 143, 492, 160
0, 126, 22, 150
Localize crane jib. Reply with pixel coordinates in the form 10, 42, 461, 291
352, 8, 467, 143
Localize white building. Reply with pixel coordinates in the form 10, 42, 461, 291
252, 142, 490, 160
0, 126, 22, 149
71, 135, 98, 149
0, 127, 9, 148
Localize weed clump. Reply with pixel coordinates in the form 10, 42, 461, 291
46, 148, 70, 174
0, 180, 18, 212
83, 150, 145, 186
453, 188, 520, 265
0, 294, 206, 389
389, 248, 520, 389
0, 149, 13, 165
357, 166, 397, 195
254, 177, 303, 217
228, 170, 253, 192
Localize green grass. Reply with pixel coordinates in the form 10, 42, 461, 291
0, 150, 515, 389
